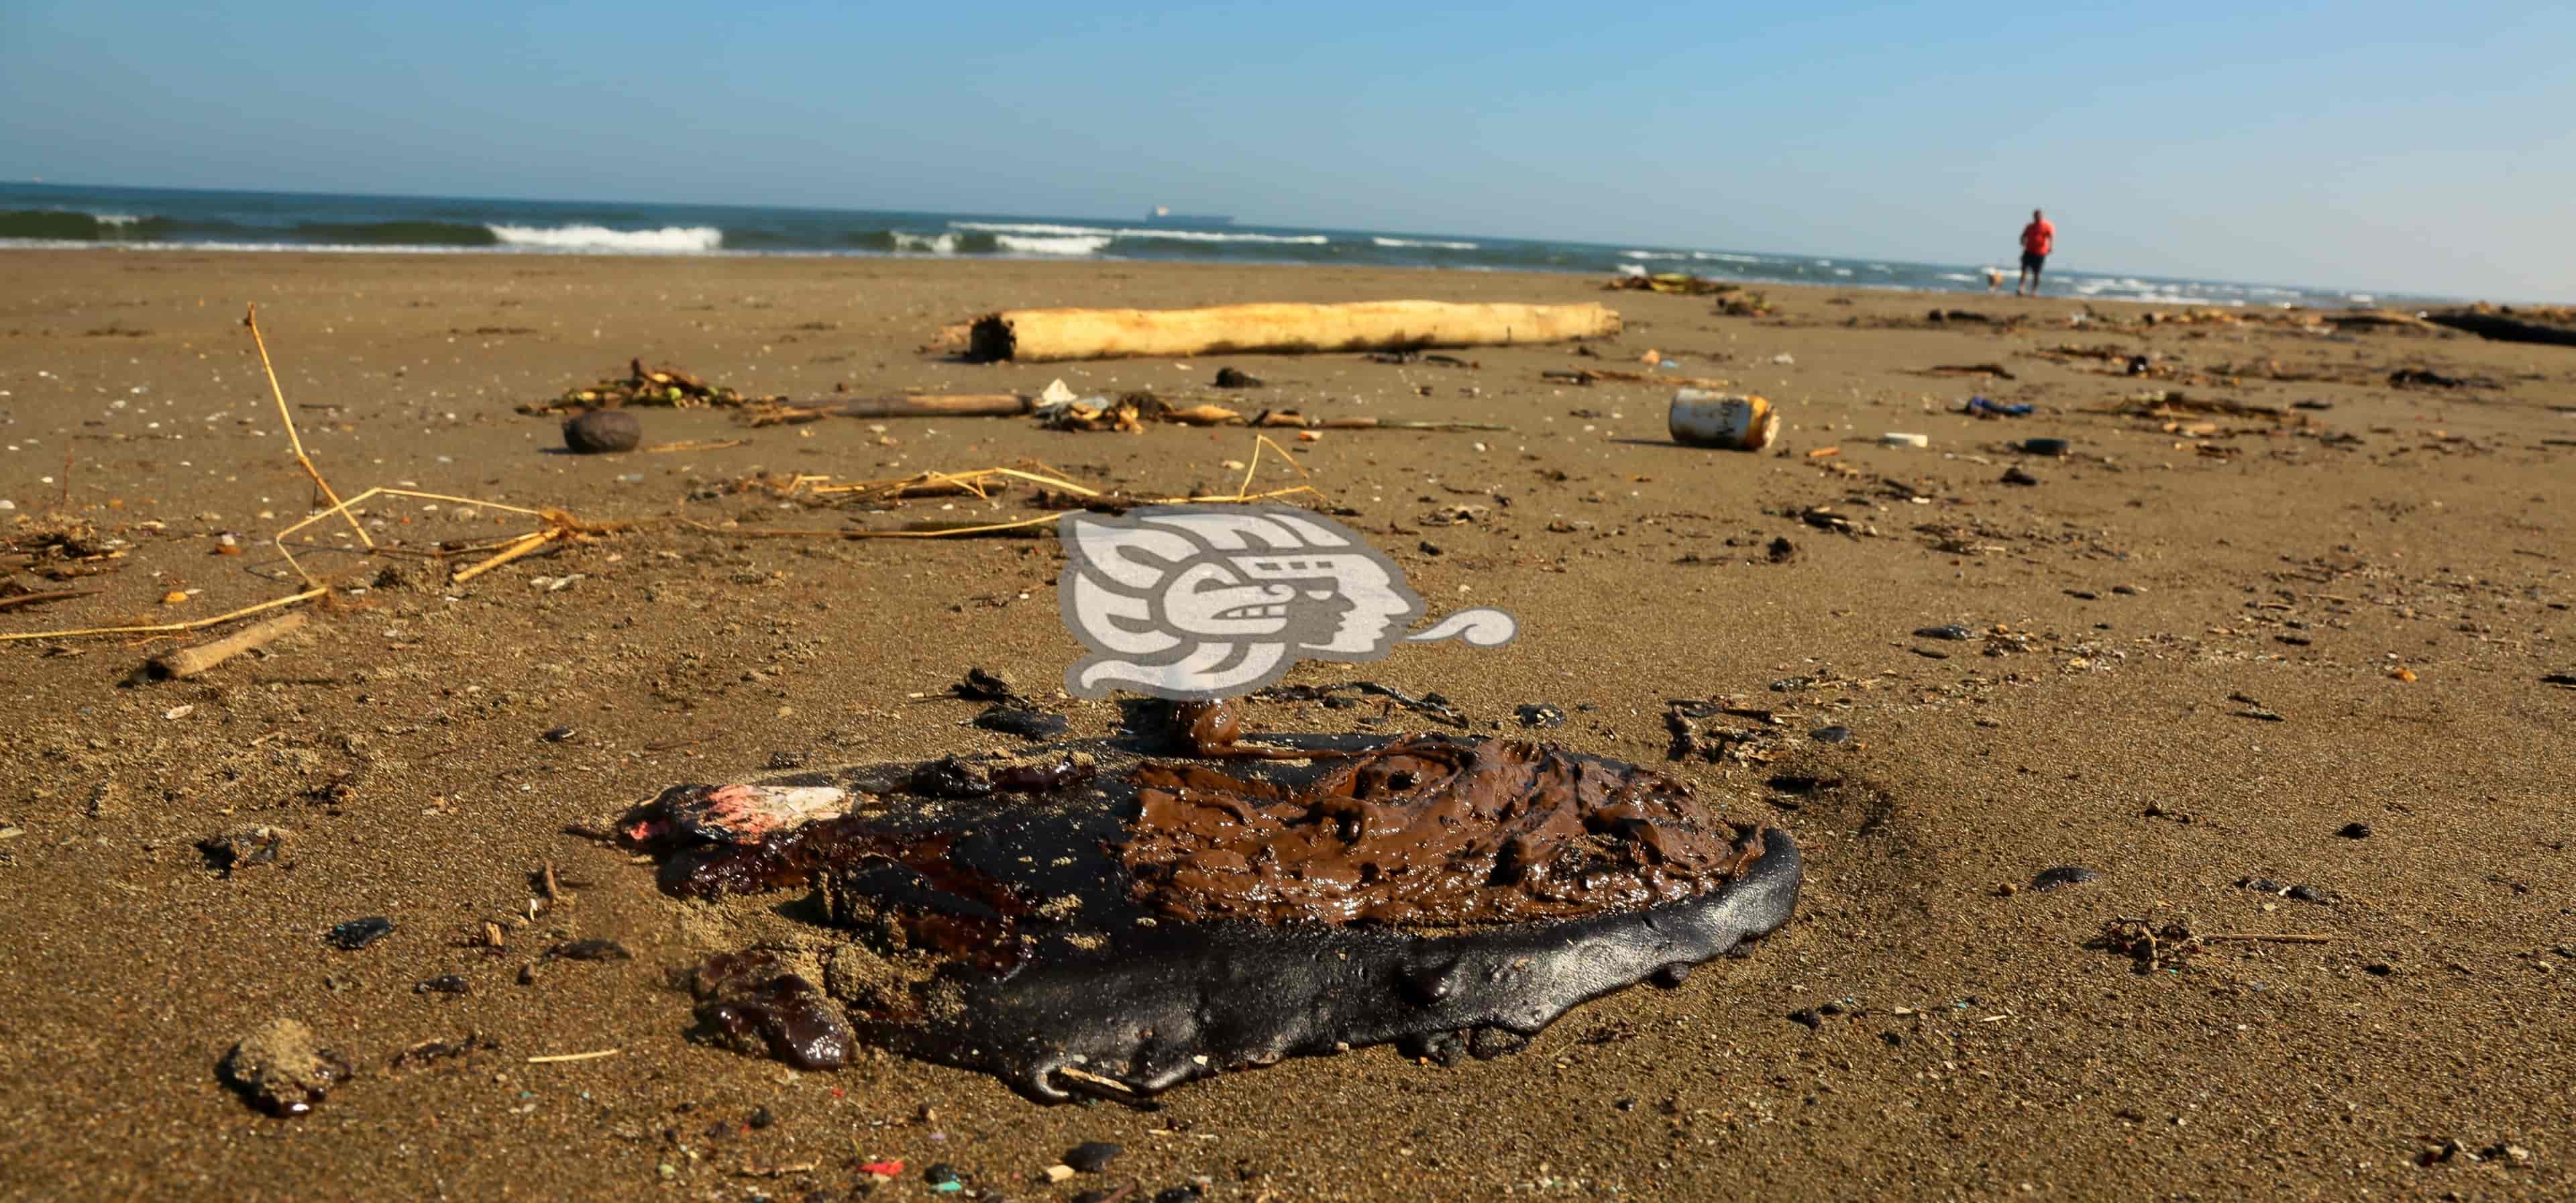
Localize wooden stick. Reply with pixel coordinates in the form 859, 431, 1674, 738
1544, 368, 1735, 389
0, 588, 96, 613
246, 305, 371, 550
450, 529, 555, 584
147, 612, 307, 679
814, 394, 1032, 419
0, 587, 325, 643
525, 1048, 621, 1064
272, 486, 555, 588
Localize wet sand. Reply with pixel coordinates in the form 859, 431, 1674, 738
1, 250, 2571, 1200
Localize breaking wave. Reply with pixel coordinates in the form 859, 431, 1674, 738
1372, 236, 1479, 250
486, 223, 722, 252
953, 221, 1327, 246
997, 233, 1114, 256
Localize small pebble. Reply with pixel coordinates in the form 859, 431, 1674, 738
413, 975, 470, 996
1788, 1008, 1823, 1030
1810, 725, 1854, 745
2239, 876, 2284, 894
2337, 822, 2373, 839
547, 939, 633, 961
2000, 466, 2042, 486
1913, 623, 1972, 641
2286, 884, 2325, 903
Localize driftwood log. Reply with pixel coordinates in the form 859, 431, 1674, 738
964, 301, 1621, 362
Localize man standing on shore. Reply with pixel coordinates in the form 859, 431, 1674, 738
2017, 209, 2055, 297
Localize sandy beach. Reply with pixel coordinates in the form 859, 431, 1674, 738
1, 249, 2569, 1201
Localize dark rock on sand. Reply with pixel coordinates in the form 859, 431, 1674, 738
547, 939, 633, 961
325, 917, 395, 951
1515, 703, 1566, 729
1064, 1141, 1123, 1173
1213, 367, 1264, 388
199, 825, 292, 875
2030, 866, 2100, 892
562, 408, 641, 454
976, 703, 1069, 740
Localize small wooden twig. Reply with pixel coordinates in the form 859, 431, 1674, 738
1052, 1065, 1136, 1094
0, 586, 326, 643
450, 529, 557, 584
2198, 932, 2337, 945
147, 611, 307, 679
641, 438, 749, 454
0, 588, 95, 613
525, 1048, 621, 1064
246, 305, 371, 550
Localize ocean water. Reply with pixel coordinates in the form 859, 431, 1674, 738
0, 182, 2418, 309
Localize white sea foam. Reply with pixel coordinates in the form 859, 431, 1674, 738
1118, 227, 1326, 244
997, 233, 1112, 256
1373, 236, 1478, 250
488, 224, 722, 252
953, 221, 1326, 246
1621, 249, 1684, 260
92, 213, 144, 226
953, 221, 1111, 237
892, 231, 961, 254
1694, 252, 1765, 264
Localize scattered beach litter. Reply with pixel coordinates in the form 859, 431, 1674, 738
1668, 390, 1778, 450
521, 358, 765, 414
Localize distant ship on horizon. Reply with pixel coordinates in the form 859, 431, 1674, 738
1145, 205, 1233, 225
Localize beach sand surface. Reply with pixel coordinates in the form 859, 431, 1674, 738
1, 251, 2570, 1200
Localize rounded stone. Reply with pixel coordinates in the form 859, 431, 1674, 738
564, 409, 641, 454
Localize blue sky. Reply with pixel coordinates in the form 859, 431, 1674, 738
3, 1, 2569, 300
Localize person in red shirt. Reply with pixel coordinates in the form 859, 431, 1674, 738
2017, 209, 2056, 297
